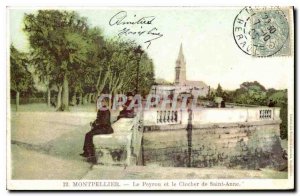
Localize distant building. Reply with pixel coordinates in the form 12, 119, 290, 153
152, 43, 209, 98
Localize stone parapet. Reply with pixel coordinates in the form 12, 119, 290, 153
143, 120, 286, 170
93, 114, 143, 166
143, 107, 281, 127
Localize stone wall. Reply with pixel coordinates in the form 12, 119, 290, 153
143, 120, 287, 170
93, 114, 143, 166
143, 107, 281, 127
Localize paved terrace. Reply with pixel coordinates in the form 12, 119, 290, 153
9, 104, 287, 180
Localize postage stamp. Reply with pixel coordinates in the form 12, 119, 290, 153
233, 6, 291, 57
6, 6, 294, 191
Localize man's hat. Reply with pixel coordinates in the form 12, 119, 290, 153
126, 92, 134, 97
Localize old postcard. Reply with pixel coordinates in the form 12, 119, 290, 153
7, 6, 294, 190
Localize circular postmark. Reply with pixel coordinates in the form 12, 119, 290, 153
233, 6, 289, 57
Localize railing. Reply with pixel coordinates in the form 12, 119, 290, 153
259, 109, 272, 119
143, 107, 281, 126
156, 110, 179, 124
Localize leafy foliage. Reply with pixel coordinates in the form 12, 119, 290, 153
207, 81, 288, 139
10, 45, 35, 95
268, 89, 288, 139
24, 10, 90, 85
21, 10, 155, 109
215, 83, 223, 97
234, 81, 268, 105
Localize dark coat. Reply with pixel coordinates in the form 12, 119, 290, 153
117, 100, 134, 119
92, 108, 113, 134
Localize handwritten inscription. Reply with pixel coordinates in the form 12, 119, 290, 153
109, 11, 163, 48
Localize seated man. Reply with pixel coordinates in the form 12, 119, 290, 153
117, 92, 135, 120
80, 97, 113, 163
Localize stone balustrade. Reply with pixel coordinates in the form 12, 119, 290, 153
142, 107, 285, 170
92, 107, 284, 170
156, 110, 180, 124
143, 107, 281, 127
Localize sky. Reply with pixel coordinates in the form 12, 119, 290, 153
8, 7, 293, 90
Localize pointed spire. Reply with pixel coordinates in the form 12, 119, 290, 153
175, 43, 186, 84
176, 43, 185, 67
177, 43, 184, 60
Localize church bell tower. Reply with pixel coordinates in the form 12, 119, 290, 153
175, 43, 186, 84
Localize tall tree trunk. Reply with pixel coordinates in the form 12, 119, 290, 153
56, 85, 62, 110
83, 94, 88, 105
62, 75, 69, 111
47, 88, 51, 107
93, 92, 98, 103
95, 70, 109, 97
79, 92, 83, 105
71, 94, 76, 106
16, 91, 19, 111
91, 94, 95, 103
109, 91, 114, 109
88, 93, 93, 103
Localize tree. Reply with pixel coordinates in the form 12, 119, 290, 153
215, 83, 223, 97
65, 27, 106, 105
10, 45, 35, 111
23, 10, 155, 110
234, 81, 267, 105
268, 89, 288, 139
24, 10, 90, 111
30, 50, 55, 107
103, 39, 136, 95
137, 54, 155, 96
222, 90, 235, 103
240, 81, 266, 91
98, 39, 153, 96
